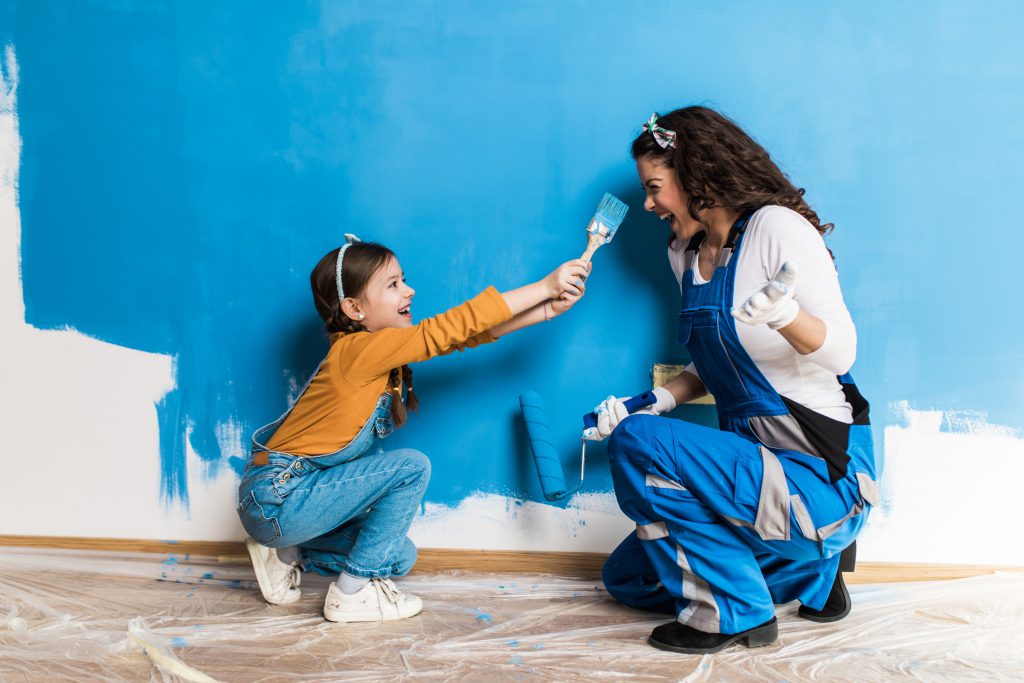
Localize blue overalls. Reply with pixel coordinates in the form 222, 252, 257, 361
603, 215, 878, 635
237, 365, 430, 579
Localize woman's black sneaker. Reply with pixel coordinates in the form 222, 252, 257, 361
798, 571, 851, 622
648, 616, 777, 654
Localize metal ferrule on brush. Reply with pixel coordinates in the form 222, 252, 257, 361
586, 219, 613, 243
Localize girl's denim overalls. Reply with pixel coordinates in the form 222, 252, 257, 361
237, 367, 430, 578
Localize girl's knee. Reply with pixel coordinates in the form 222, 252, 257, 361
394, 448, 430, 476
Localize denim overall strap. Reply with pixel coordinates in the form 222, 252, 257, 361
249, 354, 397, 467
251, 358, 326, 454
300, 391, 395, 468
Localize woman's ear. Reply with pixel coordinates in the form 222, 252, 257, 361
341, 297, 365, 321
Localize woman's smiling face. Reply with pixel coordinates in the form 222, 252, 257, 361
636, 156, 703, 243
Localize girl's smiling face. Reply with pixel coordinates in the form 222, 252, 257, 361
636, 156, 704, 243
346, 256, 415, 331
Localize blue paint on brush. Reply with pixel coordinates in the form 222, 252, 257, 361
588, 193, 629, 241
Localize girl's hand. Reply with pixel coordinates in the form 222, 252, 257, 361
549, 281, 585, 316
543, 260, 591, 299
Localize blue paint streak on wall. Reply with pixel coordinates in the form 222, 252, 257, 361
5, 1, 1024, 509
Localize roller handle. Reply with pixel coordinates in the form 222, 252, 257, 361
582, 391, 658, 430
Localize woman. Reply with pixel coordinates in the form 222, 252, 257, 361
590, 106, 878, 654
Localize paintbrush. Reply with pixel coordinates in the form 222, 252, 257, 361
580, 193, 629, 262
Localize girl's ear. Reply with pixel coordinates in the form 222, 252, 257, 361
341, 297, 364, 321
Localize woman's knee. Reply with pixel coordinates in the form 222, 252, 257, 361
609, 413, 682, 461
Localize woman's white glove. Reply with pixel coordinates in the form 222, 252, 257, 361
731, 261, 800, 330
583, 386, 677, 441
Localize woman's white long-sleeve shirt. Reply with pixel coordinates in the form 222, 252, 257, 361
668, 205, 856, 423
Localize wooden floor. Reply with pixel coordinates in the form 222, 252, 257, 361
1, 546, 1023, 682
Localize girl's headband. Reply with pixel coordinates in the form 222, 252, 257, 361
643, 113, 677, 149
335, 233, 362, 300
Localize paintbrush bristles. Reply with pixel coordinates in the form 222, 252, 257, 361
580, 193, 628, 262
590, 193, 628, 239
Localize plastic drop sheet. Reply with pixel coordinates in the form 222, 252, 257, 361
1, 547, 1022, 682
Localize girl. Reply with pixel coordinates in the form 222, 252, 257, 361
238, 235, 590, 622
590, 107, 878, 654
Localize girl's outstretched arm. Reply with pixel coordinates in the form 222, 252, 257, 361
489, 260, 590, 338
499, 260, 589, 314
489, 285, 585, 338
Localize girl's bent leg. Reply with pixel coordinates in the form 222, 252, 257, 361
269, 448, 429, 578
299, 511, 419, 578
341, 448, 429, 578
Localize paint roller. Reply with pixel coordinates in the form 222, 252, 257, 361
518, 193, 637, 501
519, 390, 658, 502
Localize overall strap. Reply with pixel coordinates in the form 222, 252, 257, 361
682, 211, 754, 275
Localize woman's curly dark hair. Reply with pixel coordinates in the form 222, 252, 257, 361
632, 106, 833, 239
310, 242, 419, 429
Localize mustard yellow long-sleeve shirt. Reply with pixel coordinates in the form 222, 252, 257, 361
266, 286, 512, 455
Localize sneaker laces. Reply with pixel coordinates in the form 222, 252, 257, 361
286, 563, 301, 589
373, 577, 399, 604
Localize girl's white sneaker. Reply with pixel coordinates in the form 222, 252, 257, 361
245, 538, 302, 605
323, 577, 423, 622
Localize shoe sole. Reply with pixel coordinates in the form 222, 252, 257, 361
648, 618, 778, 654
324, 604, 423, 623
798, 575, 851, 623
245, 538, 300, 605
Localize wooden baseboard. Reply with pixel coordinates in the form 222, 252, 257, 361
1, 534, 1020, 584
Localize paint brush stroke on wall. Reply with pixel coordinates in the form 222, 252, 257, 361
1, 2, 1023, 563
0, 45, 244, 541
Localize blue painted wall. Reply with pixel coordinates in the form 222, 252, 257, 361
3, 1, 1023, 509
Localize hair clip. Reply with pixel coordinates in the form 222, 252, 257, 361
643, 113, 677, 149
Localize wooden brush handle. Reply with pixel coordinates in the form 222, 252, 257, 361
580, 232, 606, 263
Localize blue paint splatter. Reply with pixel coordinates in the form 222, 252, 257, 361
474, 608, 492, 622
170, 637, 187, 647
201, 572, 215, 579
532, 643, 545, 650
506, 640, 520, 648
